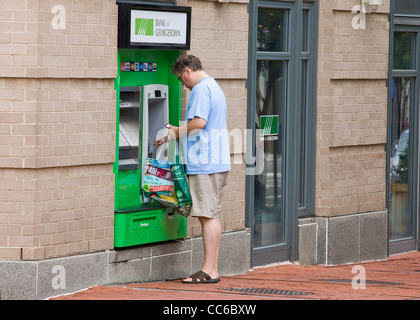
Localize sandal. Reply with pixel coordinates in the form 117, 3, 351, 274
182, 270, 220, 284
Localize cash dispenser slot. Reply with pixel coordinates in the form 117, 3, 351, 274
142, 84, 169, 164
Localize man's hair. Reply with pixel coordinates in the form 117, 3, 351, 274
172, 54, 203, 74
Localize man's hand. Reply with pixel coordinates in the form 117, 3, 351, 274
153, 128, 177, 147
153, 117, 207, 147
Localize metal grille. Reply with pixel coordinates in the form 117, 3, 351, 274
222, 287, 313, 296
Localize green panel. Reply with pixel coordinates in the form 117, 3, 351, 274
115, 49, 182, 211
114, 49, 186, 248
115, 169, 142, 209
118, 49, 181, 126
114, 208, 187, 247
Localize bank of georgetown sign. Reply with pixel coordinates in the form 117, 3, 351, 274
130, 10, 188, 46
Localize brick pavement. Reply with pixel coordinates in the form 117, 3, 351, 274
51, 251, 420, 300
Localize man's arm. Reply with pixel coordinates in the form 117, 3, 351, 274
153, 116, 207, 147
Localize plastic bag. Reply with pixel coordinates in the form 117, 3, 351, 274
151, 194, 178, 209
148, 163, 192, 217
141, 158, 173, 202
171, 164, 192, 217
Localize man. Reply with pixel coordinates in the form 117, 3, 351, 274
154, 54, 230, 283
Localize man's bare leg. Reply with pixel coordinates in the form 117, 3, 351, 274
183, 217, 221, 282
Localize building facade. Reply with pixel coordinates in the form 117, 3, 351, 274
0, 0, 419, 299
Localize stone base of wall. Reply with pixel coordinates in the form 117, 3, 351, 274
298, 210, 388, 265
0, 229, 250, 300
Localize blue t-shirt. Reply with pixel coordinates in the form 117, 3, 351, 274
182, 77, 231, 175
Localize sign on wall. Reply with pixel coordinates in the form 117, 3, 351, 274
130, 10, 188, 46
118, 4, 191, 50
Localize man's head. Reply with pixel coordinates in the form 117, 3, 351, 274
172, 54, 203, 74
172, 54, 207, 90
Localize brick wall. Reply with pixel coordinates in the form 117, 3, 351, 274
0, 0, 118, 260
0, 168, 37, 260
0, 78, 116, 168
1, 0, 392, 260
0, 0, 249, 259
0, 0, 117, 79
315, 0, 389, 217
33, 165, 114, 260
177, 0, 249, 237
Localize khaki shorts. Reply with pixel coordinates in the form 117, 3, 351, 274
188, 172, 229, 219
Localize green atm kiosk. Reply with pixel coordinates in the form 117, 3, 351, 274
114, 3, 191, 247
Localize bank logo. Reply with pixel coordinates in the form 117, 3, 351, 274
260, 115, 279, 141
260, 115, 279, 136
135, 18, 154, 36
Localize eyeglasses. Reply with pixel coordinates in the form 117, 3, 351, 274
177, 69, 186, 81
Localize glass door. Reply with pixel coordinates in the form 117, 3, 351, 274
247, 2, 294, 266
247, 0, 318, 266
388, 28, 419, 254
254, 60, 288, 252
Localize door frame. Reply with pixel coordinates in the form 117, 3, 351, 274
387, 0, 420, 255
246, 0, 317, 267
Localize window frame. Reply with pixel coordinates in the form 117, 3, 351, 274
387, 0, 420, 254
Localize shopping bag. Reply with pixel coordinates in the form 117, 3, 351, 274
145, 134, 192, 217
151, 164, 192, 217
141, 158, 174, 202
171, 164, 192, 218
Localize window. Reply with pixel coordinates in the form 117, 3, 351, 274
395, 0, 420, 15
298, 3, 317, 216
387, 1, 420, 254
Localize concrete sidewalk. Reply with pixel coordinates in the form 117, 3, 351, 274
51, 251, 420, 300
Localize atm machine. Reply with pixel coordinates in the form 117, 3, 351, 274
114, 3, 191, 248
